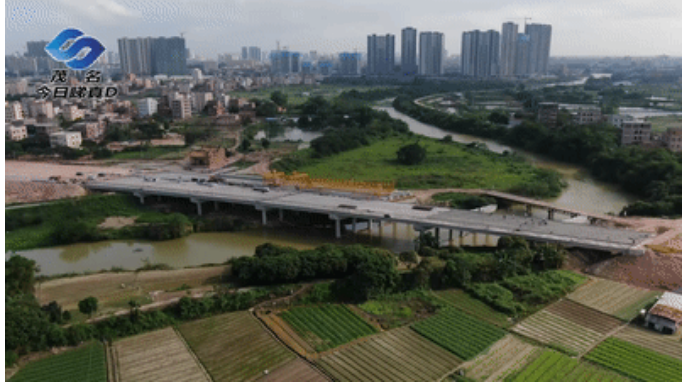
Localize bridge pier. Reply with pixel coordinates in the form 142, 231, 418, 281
190, 198, 204, 216
449, 229, 454, 245
214, 201, 219, 211
279, 209, 284, 222
254, 206, 268, 225
548, 209, 555, 220
329, 214, 342, 239
525, 204, 533, 216
133, 192, 146, 204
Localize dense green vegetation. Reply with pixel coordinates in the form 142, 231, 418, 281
394, 95, 681, 217
411, 307, 507, 360
280, 304, 377, 351
279, 136, 564, 196
584, 337, 682, 382
8, 342, 107, 382
357, 290, 440, 329
432, 192, 498, 210
432, 289, 511, 328
507, 350, 629, 382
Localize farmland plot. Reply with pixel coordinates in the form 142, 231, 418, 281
432, 289, 511, 328
411, 308, 506, 360
567, 278, 660, 320
255, 358, 330, 382
9, 342, 107, 382
615, 325, 682, 359
112, 327, 209, 382
177, 311, 295, 381
316, 327, 462, 381
584, 337, 682, 382
280, 304, 377, 351
508, 350, 630, 382
258, 312, 317, 358
511, 300, 623, 355
458, 335, 542, 381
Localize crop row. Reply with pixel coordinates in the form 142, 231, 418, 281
511, 310, 602, 355
432, 289, 511, 327
9, 342, 107, 382
510, 350, 628, 382
281, 304, 377, 351
584, 338, 682, 382
411, 308, 506, 360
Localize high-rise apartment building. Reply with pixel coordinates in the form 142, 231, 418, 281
118, 37, 152, 75
401, 27, 417, 75
367, 34, 395, 75
418, 32, 444, 76
242, 46, 261, 61
499, 22, 518, 77
270, 51, 300, 75
339, 53, 361, 75
26, 41, 50, 58
119, 36, 186, 76
461, 30, 499, 78
525, 23, 552, 75
514, 33, 530, 77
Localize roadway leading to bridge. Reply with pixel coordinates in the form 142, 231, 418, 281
86, 175, 654, 255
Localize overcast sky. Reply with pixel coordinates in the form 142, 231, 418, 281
5, 0, 682, 58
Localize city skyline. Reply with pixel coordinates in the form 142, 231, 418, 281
5, 0, 682, 58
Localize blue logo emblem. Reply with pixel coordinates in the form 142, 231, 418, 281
44, 28, 105, 70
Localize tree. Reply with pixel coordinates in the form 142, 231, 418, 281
41, 301, 64, 324
399, 251, 419, 266
78, 297, 98, 317
343, 251, 399, 301
261, 138, 271, 149
397, 143, 426, 165
414, 231, 439, 251
441, 135, 453, 143
444, 257, 473, 288
270, 90, 288, 107
488, 110, 510, 125
6, 254, 38, 297
239, 138, 251, 152
256, 101, 278, 117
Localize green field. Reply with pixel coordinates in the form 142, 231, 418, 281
432, 289, 511, 328
296, 136, 563, 194
645, 115, 682, 133
584, 337, 682, 382
280, 304, 377, 351
508, 350, 629, 382
177, 311, 295, 381
357, 291, 439, 330
9, 342, 107, 382
229, 84, 394, 105
411, 308, 507, 360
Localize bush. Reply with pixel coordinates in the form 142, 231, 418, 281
396, 143, 427, 165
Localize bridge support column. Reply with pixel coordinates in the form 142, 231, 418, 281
449, 229, 454, 245
368, 219, 373, 231
352, 217, 358, 232
473, 232, 478, 246
548, 209, 555, 220
255, 206, 268, 225
279, 209, 284, 222
214, 201, 219, 211
393, 222, 398, 238
134, 193, 146, 204
525, 205, 533, 216
190, 198, 204, 216
329, 215, 343, 239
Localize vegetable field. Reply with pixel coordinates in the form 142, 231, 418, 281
432, 289, 511, 328
316, 327, 462, 381
615, 325, 682, 359
567, 278, 660, 320
508, 350, 630, 382
256, 358, 330, 382
584, 337, 682, 382
280, 304, 377, 351
9, 342, 107, 382
112, 327, 209, 382
511, 300, 622, 355
259, 311, 317, 358
411, 308, 506, 360
177, 311, 295, 381
459, 335, 542, 381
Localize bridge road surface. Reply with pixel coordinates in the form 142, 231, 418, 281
86, 176, 653, 255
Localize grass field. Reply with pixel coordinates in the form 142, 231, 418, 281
411, 308, 507, 360
458, 335, 541, 381
511, 299, 623, 356
507, 350, 630, 382
280, 304, 378, 351
615, 325, 682, 359
295, 136, 563, 193
567, 278, 661, 321
432, 289, 511, 328
177, 311, 295, 381
584, 337, 682, 382
316, 327, 462, 381
9, 342, 107, 382
112, 327, 209, 382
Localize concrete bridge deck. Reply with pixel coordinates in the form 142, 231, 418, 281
86, 176, 653, 255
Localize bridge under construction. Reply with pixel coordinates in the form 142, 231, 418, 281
86, 174, 653, 255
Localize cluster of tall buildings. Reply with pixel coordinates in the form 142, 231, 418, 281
368, 28, 445, 76
241, 46, 261, 61
462, 22, 552, 79
117, 36, 187, 76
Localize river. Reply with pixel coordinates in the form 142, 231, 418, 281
12, 105, 636, 276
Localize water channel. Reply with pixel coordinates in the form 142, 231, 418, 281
13, 106, 640, 276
